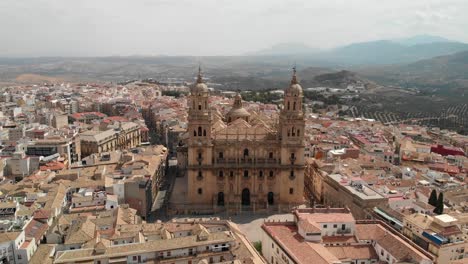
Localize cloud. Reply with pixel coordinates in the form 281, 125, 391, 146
0, 0, 467, 56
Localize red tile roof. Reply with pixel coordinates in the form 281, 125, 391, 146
70, 112, 106, 120
24, 219, 48, 243
33, 209, 51, 220
326, 245, 378, 261
262, 223, 340, 264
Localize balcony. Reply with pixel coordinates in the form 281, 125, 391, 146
239, 158, 254, 164
216, 158, 237, 164
214, 158, 280, 168
290, 156, 296, 164
336, 228, 352, 234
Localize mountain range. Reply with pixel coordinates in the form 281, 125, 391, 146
357, 50, 468, 100
250, 35, 468, 65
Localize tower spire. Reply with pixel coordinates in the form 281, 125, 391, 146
197, 64, 203, 83
291, 64, 298, 84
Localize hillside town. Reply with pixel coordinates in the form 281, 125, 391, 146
0, 70, 466, 264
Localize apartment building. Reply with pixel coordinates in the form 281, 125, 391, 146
403, 213, 467, 263
262, 208, 434, 264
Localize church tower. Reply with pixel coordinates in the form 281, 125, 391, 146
278, 67, 305, 204
186, 67, 215, 206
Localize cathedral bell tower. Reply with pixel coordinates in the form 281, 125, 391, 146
279, 67, 305, 144
186, 67, 214, 206
188, 66, 213, 144
278, 67, 305, 204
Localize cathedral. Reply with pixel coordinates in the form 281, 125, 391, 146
177, 67, 305, 213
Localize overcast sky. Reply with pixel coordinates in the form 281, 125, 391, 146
1, 0, 467, 57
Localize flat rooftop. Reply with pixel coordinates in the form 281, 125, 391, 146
329, 174, 385, 200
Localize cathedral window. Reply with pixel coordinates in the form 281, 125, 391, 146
269, 152, 273, 159
289, 170, 295, 180
243, 170, 249, 178
293, 102, 296, 110
269, 171, 274, 179
297, 129, 300, 136
198, 127, 202, 136
198, 188, 203, 195
198, 104, 202, 110
219, 152, 224, 159
194, 130, 197, 137
203, 129, 206, 137
229, 171, 234, 179
289, 188, 294, 194
243, 148, 249, 157
287, 101, 290, 110
218, 171, 224, 179
197, 171, 203, 181
259, 171, 264, 179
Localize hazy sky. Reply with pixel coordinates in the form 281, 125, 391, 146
1, 0, 467, 57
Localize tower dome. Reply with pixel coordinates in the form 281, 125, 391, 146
191, 66, 209, 94
286, 67, 303, 97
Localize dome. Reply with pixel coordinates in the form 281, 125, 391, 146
286, 67, 303, 96
226, 92, 250, 122
228, 107, 251, 118
288, 83, 303, 96
191, 67, 209, 94
192, 82, 209, 93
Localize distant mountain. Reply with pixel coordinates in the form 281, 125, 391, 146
312, 70, 373, 88
251, 36, 468, 65
325, 40, 468, 65
393, 35, 452, 46
248, 43, 317, 56
358, 50, 468, 96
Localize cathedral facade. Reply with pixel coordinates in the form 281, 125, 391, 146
178, 68, 305, 213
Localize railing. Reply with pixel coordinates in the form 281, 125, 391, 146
214, 158, 279, 165
336, 228, 352, 234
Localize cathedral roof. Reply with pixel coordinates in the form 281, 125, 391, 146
227, 107, 250, 118
212, 118, 275, 141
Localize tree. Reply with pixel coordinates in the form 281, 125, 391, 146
253, 241, 262, 255
433, 192, 444, 215
428, 190, 438, 206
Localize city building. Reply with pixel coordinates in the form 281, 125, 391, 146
322, 173, 388, 219
26, 136, 81, 163
52, 218, 265, 264
403, 213, 467, 263
69, 111, 106, 124
80, 122, 141, 158
262, 207, 434, 264
177, 68, 305, 213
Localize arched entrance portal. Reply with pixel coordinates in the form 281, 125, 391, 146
267, 192, 274, 205
217, 192, 224, 206
241, 188, 250, 206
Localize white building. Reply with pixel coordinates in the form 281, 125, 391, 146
262, 208, 434, 264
